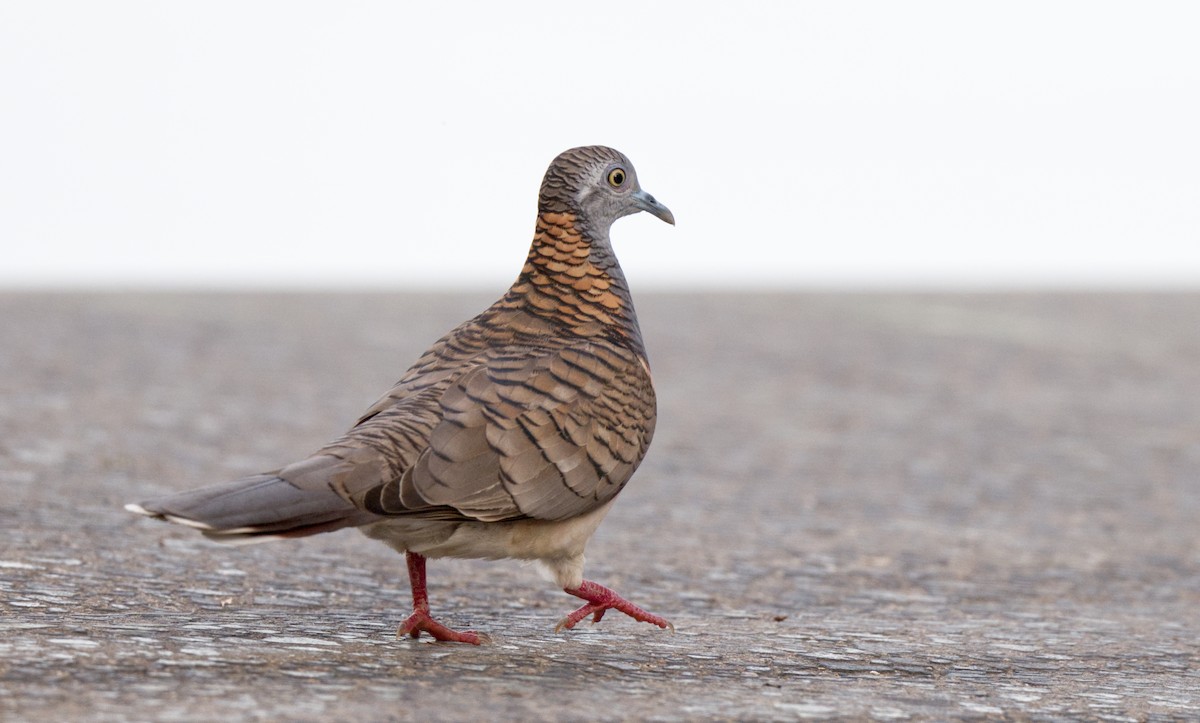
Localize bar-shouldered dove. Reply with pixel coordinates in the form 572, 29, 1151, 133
127, 146, 675, 644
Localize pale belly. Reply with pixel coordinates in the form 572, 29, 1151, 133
358, 498, 617, 589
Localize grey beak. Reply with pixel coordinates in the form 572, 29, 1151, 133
633, 188, 675, 226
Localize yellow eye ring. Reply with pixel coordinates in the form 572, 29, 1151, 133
607, 168, 627, 187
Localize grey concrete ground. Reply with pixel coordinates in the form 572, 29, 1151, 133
1, 292, 1198, 721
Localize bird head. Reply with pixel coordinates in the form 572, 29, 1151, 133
539, 146, 674, 232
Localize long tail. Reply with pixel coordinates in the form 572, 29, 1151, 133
126, 468, 372, 543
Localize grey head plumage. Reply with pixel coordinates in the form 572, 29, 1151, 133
538, 146, 674, 232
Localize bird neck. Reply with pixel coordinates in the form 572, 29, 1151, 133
503, 211, 645, 353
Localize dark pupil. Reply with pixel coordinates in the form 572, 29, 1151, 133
612, 171, 624, 185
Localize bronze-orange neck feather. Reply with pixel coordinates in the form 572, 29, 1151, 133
480, 145, 672, 362
503, 210, 644, 358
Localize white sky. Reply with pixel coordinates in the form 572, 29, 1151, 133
2, 2, 1198, 289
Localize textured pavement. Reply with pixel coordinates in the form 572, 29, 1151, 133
1, 292, 1198, 721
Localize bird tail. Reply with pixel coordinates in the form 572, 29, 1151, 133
126, 471, 371, 544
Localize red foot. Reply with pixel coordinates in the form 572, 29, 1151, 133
555, 580, 674, 633
399, 609, 487, 645
399, 551, 489, 645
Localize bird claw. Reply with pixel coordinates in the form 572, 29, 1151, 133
398, 610, 489, 645
555, 580, 673, 634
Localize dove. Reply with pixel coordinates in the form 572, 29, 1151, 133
127, 145, 675, 644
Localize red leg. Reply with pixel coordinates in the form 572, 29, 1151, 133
555, 580, 673, 633
397, 552, 488, 644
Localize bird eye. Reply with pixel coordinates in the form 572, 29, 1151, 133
607, 168, 626, 187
